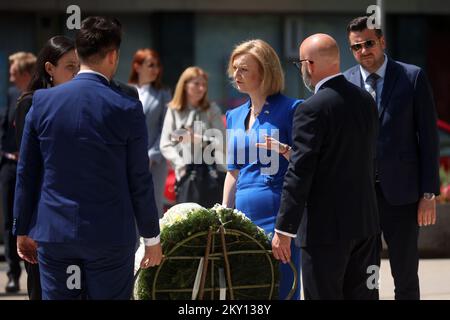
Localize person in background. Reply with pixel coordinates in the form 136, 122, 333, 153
160, 66, 226, 208
1, 51, 36, 293
14, 35, 79, 300
129, 48, 171, 217
222, 39, 302, 300
344, 16, 440, 300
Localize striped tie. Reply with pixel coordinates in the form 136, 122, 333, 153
366, 73, 380, 108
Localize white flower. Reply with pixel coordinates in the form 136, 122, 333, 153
160, 202, 205, 230
233, 209, 251, 222
211, 203, 226, 213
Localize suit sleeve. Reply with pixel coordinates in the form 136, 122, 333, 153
15, 96, 33, 149
160, 107, 185, 168
13, 104, 43, 235
275, 101, 325, 234
127, 101, 160, 238
413, 69, 440, 195
287, 99, 304, 147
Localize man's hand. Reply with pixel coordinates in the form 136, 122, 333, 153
417, 197, 437, 226
140, 243, 163, 269
256, 135, 284, 152
17, 235, 38, 264
271, 232, 292, 264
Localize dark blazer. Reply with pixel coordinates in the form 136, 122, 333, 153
13, 73, 160, 245
1, 86, 21, 157
111, 80, 139, 100
15, 93, 33, 149
276, 75, 380, 246
344, 58, 440, 205
15, 81, 138, 149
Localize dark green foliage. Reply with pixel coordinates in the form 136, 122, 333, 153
134, 207, 280, 300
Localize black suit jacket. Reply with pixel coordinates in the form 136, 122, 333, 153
111, 80, 139, 100
344, 58, 440, 205
1, 86, 21, 154
276, 75, 380, 246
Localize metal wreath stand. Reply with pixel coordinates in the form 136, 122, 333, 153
133, 225, 297, 300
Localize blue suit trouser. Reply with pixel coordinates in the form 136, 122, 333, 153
37, 243, 135, 300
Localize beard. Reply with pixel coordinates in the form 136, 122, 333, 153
302, 69, 315, 93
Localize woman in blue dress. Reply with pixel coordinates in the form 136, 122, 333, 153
222, 39, 303, 299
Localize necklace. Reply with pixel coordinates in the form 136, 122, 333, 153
251, 107, 262, 117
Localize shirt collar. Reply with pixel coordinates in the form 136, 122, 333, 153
314, 73, 343, 94
360, 54, 388, 82
78, 69, 110, 83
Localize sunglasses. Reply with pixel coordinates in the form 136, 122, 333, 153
350, 39, 377, 52
292, 59, 314, 70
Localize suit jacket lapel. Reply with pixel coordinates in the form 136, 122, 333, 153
348, 66, 363, 88
379, 58, 400, 119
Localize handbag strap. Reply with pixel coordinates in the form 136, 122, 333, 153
183, 108, 198, 129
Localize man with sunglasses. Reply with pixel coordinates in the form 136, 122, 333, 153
344, 16, 440, 300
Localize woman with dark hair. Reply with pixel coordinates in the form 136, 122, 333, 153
128, 48, 171, 217
16, 35, 79, 146
14, 35, 79, 300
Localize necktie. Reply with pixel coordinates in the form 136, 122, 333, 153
366, 73, 380, 108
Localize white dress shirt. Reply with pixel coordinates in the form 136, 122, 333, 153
77, 69, 110, 83
359, 54, 388, 110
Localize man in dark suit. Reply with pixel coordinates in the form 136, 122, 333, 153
272, 33, 380, 299
13, 16, 162, 299
344, 16, 440, 300
1, 51, 36, 293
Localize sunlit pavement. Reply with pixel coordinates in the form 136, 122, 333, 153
1, 258, 449, 300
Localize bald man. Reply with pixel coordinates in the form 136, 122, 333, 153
272, 34, 381, 299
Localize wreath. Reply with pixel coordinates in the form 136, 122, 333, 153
133, 204, 296, 300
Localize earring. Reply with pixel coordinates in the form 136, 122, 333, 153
50, 76, 53, 83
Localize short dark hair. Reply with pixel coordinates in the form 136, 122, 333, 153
347, 16, 383, 38
76, 16, 122, 64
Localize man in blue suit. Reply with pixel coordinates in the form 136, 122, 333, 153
13, 16, 162, 299
344, 16, 440, 300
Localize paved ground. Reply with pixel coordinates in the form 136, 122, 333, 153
379, 259, 450, 300
1, 258, 449, 300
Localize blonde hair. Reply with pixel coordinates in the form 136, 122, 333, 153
168, 66, 210, 111
228, 39, 284, 96
9, 52, 37, 75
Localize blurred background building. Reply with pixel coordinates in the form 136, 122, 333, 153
1, 0, 450, 251
0, 0, 449, 119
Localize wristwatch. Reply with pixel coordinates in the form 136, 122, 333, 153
423, 193, 435, 200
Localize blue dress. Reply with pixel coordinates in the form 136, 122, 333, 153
226, 93, 303, 299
